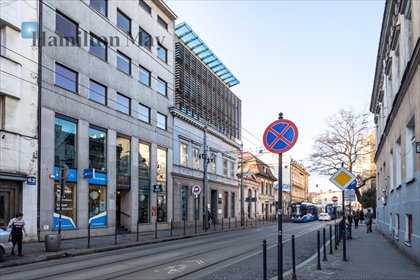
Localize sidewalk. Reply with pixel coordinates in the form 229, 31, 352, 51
0, 219, 274, 268
283, 222, 420, 280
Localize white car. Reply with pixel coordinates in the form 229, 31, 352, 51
318, 213, 331, 221
0, 227, 13, 261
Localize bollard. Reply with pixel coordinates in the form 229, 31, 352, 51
195, 218, 197, 234
235, 217, 237, 228
214, 218, 216, 231
114, 224, 117, 245
263, 239, 267, 280
317, 230, 322, 270
155, 219, 158, 239
87, 221, 91, 249
330, 224, 333, 254
222, 218, 224, 230
291, 235, 297, 280
136, 222, 139, 242
342, 218, 347, 261
229, 217, 231, 229
183, 219, 186, 235
335, 224, 338, 249
170, 219, 173, 237
323, 228, 327, 261
246, 217, 248, 227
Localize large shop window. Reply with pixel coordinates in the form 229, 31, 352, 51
157, 148, 167, 222
89, 126, 106, 172
181, 186, 189, 221
89, 185, 107, 227
116, 135, 131, 189
55, 116, 77, 168
138, 142, 150, 223
54, 182, 77, 229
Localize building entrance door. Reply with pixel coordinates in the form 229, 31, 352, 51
0, 180, 21, 227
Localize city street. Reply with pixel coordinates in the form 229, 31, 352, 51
0, 221, 332, 280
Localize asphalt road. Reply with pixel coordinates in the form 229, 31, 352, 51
0, 221, 335, 280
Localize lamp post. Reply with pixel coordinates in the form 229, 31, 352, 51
58, 164, 68, 234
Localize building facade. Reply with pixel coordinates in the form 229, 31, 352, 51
370, 0, 419, 263
171, 22, 241, 225
290, 159, 309, 202
0, 0, 39, 241
38, 0, 177, 239
239, 152, 277, 221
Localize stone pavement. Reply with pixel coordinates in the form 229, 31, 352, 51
0, 218, 275, 269
283, 222, 420, 280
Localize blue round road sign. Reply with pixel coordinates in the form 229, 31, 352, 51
263, 119, 298, 154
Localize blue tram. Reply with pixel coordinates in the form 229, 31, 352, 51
290, 202, 322, 223
325, 203, 343, 220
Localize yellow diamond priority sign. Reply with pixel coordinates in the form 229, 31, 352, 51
329, 167, 356, 191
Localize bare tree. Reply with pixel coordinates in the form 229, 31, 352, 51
309, 109, 373, 200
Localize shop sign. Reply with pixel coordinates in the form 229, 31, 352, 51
153, 184, 163, 193
54, 167, 77, 182
88, 172, 107, 186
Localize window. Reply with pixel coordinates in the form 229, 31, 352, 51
54, 182, 77, 229
389, 213, 392, 232
157, 43, 167, 62
261, 182, 264, 194
139, 27, 152, 50
56, 11, 78, 44
157, 148, 167, 222
230, 160, 235, 178
223, 158, 228, 176
181, 186, 189, 221
224, 192, 228, 218
89, 185, 107, 227
157, 16, 168, 30
55, 116, 77, 168
405, 214, 412, 244
157, 113, 167, 130
90, 33, 107, 60
55, 63, 78, 93
117, 9, 131, 34
138, 141, 151, 223
394, 214, 399, 237
90, 0, 107, 17
89, 126, 107, 172
396, 138, 402, 187
138, 103, 150, 123
157, 78, 167, 96
389, 149, 394, 189
231, 193, 235, 218
139, 0, 151, 14
117, 51, 131, 75
117, 93, 130, 115
405, 119, 415, 181
139, 66, 151, 86
193, 147, 200, 170
0, 96, 4, 129
139, 142, 150, 178
116, 135, 130, 188
180, 143, 188, 166
211, 152, 216, 173
89, 80, 107, 105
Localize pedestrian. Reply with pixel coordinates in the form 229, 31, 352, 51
353, 210, 359, 229
359, 209, 365, 223
365, 209, 373, 233
207, 209, 213, 226
8, 212, 27, 256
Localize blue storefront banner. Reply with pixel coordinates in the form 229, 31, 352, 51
54, 167, 77, 182
88, 172, 107, 186
53, 212, 76, 229
89, 211, 107, 227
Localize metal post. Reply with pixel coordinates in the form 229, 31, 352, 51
317, 230, 322, 270
195, 217, 197, 234
277, 113, 284, 280
136, 221, 139, 242
330, 224, 333, 254
263, 239, 267, 280
335, 223, 338, 250
170, 219, 173, 237
291, 235, 296, 280
214, 219, 216, 231
87, 220, 91, 249
58, 164, 68, 235
229, 217, 231, 229
222, 218, 224, 230
342, 190, 347, 261
183, 219, 186, 235
235, 217, 237, 228
114, 223, 117, 245
155, 218, 158, 239
240, 143, 244, 226
203, 125, 209, 231
323, 228, 327, 261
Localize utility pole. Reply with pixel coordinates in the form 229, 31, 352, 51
240, 142, 244, 226
202, 124, 209, 230
277, 113, 283, 280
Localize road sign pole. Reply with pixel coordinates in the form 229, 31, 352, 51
342, 189, 346, 261
278, 113, 283, 280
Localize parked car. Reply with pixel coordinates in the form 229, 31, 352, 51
0, 226, 12, 261
318, 213, 331, 221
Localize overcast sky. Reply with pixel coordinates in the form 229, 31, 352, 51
167, 0, 385, 191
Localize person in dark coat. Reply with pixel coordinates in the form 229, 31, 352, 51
8, 212, 27, 256
365, 209, 373, 233
353, 210, 359, 229
359, 209, 365, 222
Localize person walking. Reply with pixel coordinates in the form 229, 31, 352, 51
365, 209, 373, 233
359, 209, 365, 224
8, 212, 27, 256
353, 210, 359, 229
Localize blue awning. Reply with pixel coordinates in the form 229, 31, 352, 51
175, 22, 240, 88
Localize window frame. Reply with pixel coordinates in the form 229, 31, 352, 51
117, 51, 131, 75
157, 77, 167, 96
116, 92, 131, 115
139, 27, 152, 50
88, 125, 107, 172
138, 103, 150, 123
139, 65, 151, 86
55, 62, 78, 93
157, 16, 168, 30
89, 79, 107, 105
0, 95, 4, 129
90, 0, 108, 17
89, 33, 108, 61
116, 9, 131, 35
157, 43, 168, 63
180, 142, 188, 167
55, 10, 79, 45
157, 112, 167, 130
139, 0, 152, 14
